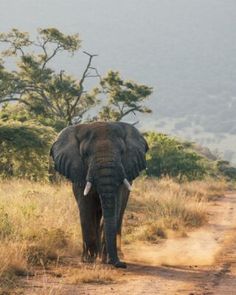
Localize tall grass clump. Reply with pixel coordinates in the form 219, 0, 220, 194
0, 179, 81, 291
124, 177, 227, 243
65, 264, 118, 284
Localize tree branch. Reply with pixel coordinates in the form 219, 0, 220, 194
70, 51, 98, 116
0, 39, 26, 56
0, 97, 31, 106
117, 105, 142, 120
41, 44, 63, 70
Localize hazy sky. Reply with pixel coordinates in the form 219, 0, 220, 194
1, 1, 236, 146
1, 0, 235, 85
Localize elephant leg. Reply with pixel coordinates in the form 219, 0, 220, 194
80, 195, 102, 262
100, 218, 107, 263
116, 184, 130, 255
72, 183, 102, 262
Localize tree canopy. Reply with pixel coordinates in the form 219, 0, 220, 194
0, 28, 152, 127
96, 71, 152, 121
0, 28, 99, 126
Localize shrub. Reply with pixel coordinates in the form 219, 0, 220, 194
145, 132, 209, 180
0, 121, 56, 180
217, 160, 236, 180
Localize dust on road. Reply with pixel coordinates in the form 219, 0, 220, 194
22, 192, 236, 295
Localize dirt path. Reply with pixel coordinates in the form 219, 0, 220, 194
21, 192, 236, 295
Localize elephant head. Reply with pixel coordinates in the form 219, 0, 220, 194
50, 122, 148, 267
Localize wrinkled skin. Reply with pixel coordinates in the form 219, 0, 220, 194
50, 122, 148, 268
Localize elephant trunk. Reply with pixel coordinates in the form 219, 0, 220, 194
99, 192, 118, 264
85, 160, 127, 267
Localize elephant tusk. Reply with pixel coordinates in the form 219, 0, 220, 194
84, 182, 92, 196
123, 178, 132, 191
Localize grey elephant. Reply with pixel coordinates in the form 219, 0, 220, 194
50, 122, 148, 268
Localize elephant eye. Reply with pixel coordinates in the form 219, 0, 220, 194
83, 150, 89, 158
80, 145, 89, 158
80, 140, 91, 158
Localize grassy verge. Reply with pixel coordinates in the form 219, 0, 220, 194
124, 177, 227, 243
0, 177, 228, 291
0, 180, 81, 291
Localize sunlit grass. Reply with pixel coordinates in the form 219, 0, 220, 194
124, 177, 227, 243
0, 177, 228, 291
64, 264, 118, 284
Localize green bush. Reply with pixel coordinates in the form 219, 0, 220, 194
0, 103, 66, 132
0, 121, 56, 180
217, 160, 236, 180
145, 132, 209, 181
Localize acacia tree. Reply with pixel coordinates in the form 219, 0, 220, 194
0, 28, 99, 126
0, 28, 154, 180
96, 71, 152, 121
0, 28, 153, 128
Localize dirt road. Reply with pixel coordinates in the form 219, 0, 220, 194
22, 192, 236, 295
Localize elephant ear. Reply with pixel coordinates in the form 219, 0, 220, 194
50, 126, 84, 183
117, 122, 149, 181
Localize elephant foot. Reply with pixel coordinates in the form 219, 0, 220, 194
81, 244, 99, 263
81, 253, 97, 263
108, 259, 127, 268
81, 257, 96, 263
114, 261, 127, 268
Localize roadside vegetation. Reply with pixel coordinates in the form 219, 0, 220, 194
124, 177, 227, 243
0, 177, 228, 292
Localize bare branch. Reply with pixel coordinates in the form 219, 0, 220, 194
0, 39, 26, 56
40, 39, 49, 60
83, 51, 98, 58
85, 75, 101, 78
0, 97, 31, 106
79, 51, 98, 87
41, 44, 63, 70
16, 46, 25, 56
88, 66, 102, 81
70, 51, 99, 116
117, 106, 142, 121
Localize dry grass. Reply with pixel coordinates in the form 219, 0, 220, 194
0, 177, 228, 292
64, 264, 118, 284
181, 178, 228, 201
0, 180, 81, 292
0, 243, 27, 291
124, 177, 227, 243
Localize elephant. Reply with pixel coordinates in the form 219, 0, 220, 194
50, 122, 148, 268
